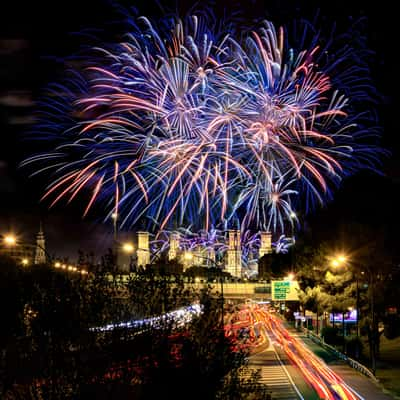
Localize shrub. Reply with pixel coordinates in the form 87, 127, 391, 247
345, 335, 363, 359
321, 327, 341, 345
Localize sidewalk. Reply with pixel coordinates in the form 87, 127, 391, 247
287, 325, 395, 400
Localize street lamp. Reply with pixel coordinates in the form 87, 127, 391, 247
2, 233, 52, 263
3, 234, 17, 246
286, 272, 295, 281
119, 241, 154, 272
329, 254, 363, 350
122, 242, 134, 254
330, 254, 347, 269
289, 212, 297, 243
111, 212, 118, 241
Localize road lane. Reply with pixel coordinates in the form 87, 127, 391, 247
233, 303, 391, 399
249, 335, 303, 399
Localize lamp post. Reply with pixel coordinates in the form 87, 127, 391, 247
289, 211, 297, 244
184, 251, 225, 330
2, 233, 52, 264
111, 213, 118, 241
119, 241, 154, 273
355, 273, 361, 338
331, 255, 364, 340
118, 241, 135, 273
330, 254, 348, 346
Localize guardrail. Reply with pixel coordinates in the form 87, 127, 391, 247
303, 328, 378, 382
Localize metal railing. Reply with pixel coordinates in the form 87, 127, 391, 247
303, 328, 378, 382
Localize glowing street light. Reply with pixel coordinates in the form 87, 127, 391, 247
3, 234, 17, 246
21, 258, 29, 266
331, 259, 340, 268
111, 212, 118, 241
286, 272, 295, 281
122, 242, 134, 254
330, 254, 347, 268
184, 252, 193, 261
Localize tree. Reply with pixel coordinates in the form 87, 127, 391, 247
258, 251, 292, 280
294, 223, 398, 370
0, 254, 268, 399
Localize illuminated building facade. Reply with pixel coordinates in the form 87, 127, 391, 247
136, 231, 150, 267
225, 230, 242, 278
259, 231, 272, 258
34, 224, 46, 264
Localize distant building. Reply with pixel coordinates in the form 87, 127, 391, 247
34, 223, 46, 264
136, 231, 150, 267
259, 231, 272, 258
0, 224, 46, 266
168, 232, 180, 261
225, 229, 242, 278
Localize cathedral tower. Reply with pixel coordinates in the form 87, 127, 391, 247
34, 222, 46, 265
225, 229, 242, 278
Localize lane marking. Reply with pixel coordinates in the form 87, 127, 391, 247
265, 329, 305, 400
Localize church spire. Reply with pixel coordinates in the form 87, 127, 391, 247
34, 221, 46, 264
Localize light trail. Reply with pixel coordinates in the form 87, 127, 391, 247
226, 303, 366, 399
253, 305, 364, 400
90, 303, 202, 332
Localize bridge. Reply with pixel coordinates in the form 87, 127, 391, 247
191, 282, 271, 301
110, 274, 272, 301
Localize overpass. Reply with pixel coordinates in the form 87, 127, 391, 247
110, 275, 271, 301
182, 281, 271, 301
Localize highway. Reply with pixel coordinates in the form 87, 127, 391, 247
248, 342, 303, 399
227, 303, 393, 400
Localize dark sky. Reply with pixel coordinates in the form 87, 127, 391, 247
0, 0, 397, 259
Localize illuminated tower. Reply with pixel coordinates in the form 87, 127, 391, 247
182, 250, 194, 271
207, 248, 216, 266
169, 232, 180, 261
137, 231, 150, 267
34, 223, 46, 265
194, 245, 204, 266
225, 229, 242, 278
259, 231, 272, 258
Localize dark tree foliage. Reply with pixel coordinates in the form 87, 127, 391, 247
184, 266, 230, 281
294, 222, 399, 370
0, 256, 268, 399
258, 251, 292, 280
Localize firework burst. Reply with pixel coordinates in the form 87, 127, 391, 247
23, 13, 383, 234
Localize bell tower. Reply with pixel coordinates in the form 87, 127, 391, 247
259, 231, 272, 258
137, 231, 150, 267
169, 232, 180, 260
34, 222, 46, 264
225, 229, 242, 278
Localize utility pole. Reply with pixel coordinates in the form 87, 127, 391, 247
356, 276, 360, 338
370, 272, 377, 375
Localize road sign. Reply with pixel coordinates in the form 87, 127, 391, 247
271, 280, 299, 301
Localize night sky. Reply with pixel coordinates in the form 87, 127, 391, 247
0, 0, 397, 260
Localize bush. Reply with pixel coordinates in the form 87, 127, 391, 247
321, 327, 341, 345
345, 335, 363, 359
284, 309, 295, 322
384, 315, 400, 339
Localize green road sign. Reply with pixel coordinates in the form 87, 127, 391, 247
271, 280, 299, 301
